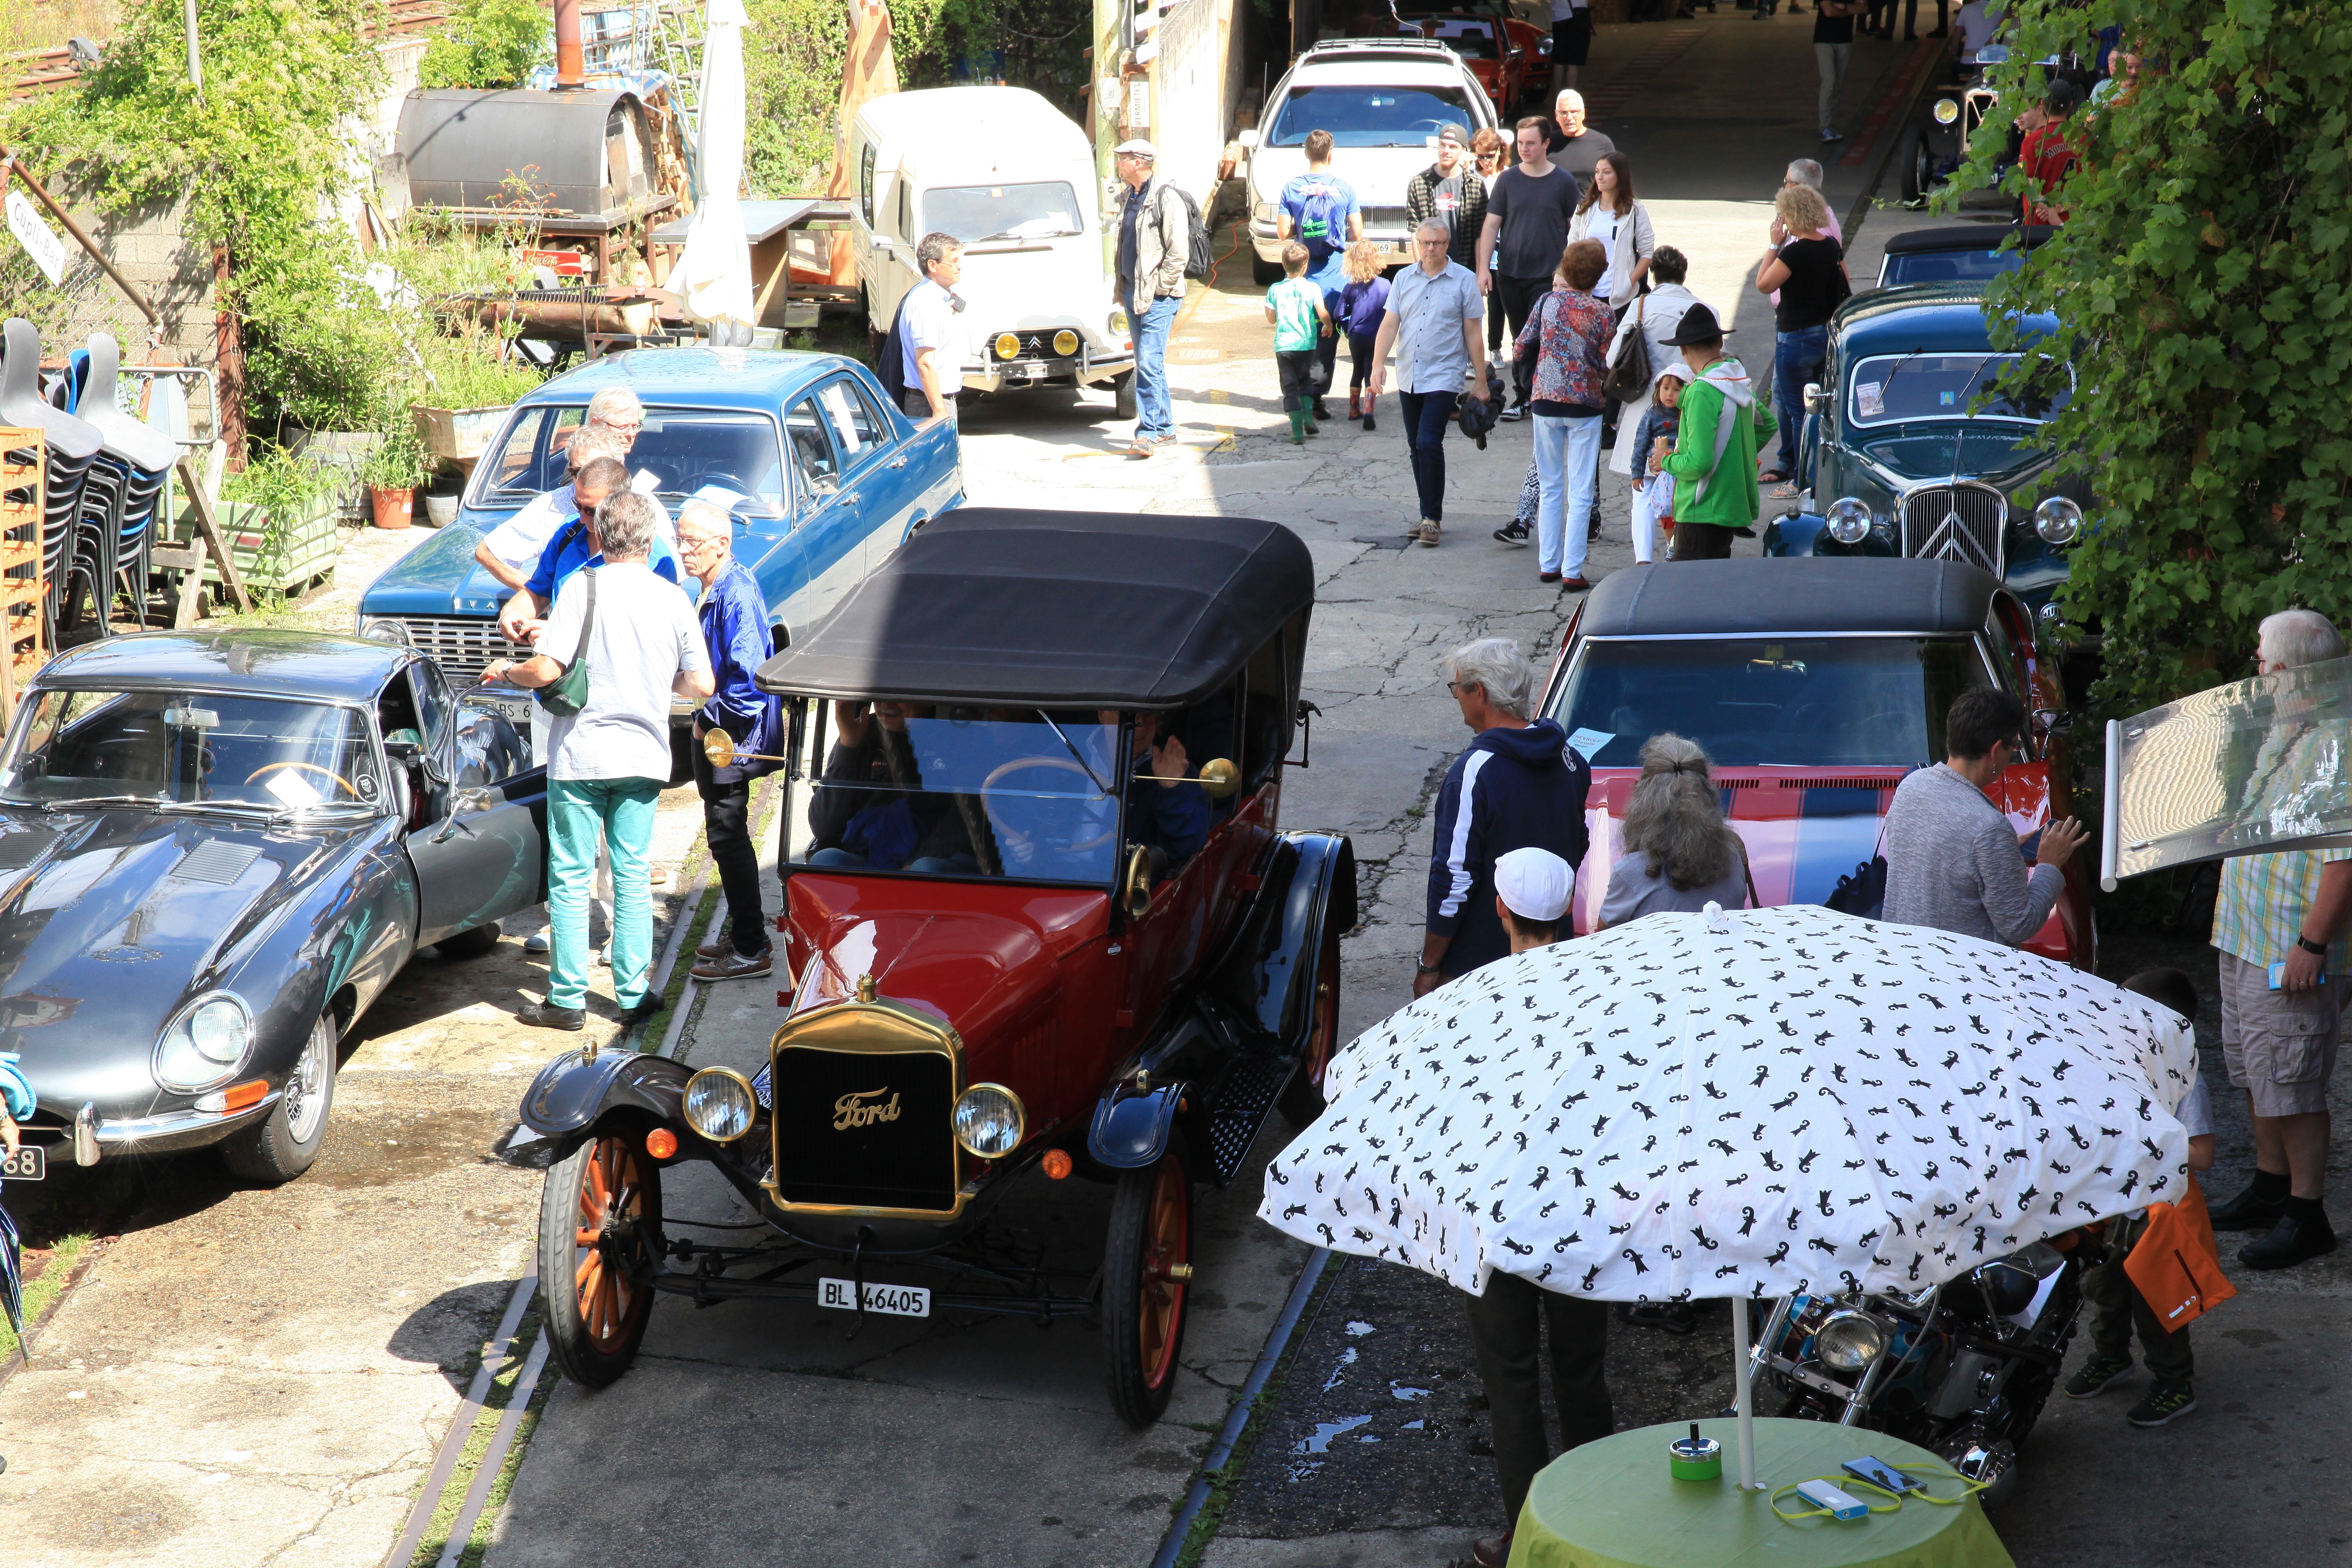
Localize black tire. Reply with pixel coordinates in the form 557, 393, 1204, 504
539, 1130, 665, 1387
1113, 370, 1139, 421
220, 1013, 338, 1184
1102, 1149, 1192, 1426
1251, 255, 1284, 286
1899, 128, 1932, 206
433, 923, 500, 960
1279, 924, 1343, 1125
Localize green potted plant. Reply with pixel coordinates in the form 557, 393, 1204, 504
360, 430, 434, 530
410, 327, 549, 464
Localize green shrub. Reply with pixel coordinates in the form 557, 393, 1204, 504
418, 0, 550, 90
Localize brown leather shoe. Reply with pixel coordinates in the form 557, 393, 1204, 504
1472, 1530, 1514, 1568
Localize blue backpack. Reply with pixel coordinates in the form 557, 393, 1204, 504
1291, 178, 1350, 253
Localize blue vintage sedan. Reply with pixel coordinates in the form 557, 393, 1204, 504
357, 349, 964, 683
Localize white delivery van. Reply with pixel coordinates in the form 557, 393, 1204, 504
851, 85, 1135, 412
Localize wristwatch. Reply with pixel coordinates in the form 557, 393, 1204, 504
1415, 962, 1444, 976
2298, 935, 2328, 957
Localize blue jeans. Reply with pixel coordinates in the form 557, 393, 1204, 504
1534, 412, 1603, 577
1124, 289, 1181, 438
1398, 389, 1459, 523
547, 776, 663, 1010
1774, 324, 1828, 476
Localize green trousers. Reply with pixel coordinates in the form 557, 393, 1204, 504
547, 776, 663, 1010
2083, 1213, 2194, 1389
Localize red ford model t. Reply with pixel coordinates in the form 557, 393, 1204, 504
499, 511, 1356, 1424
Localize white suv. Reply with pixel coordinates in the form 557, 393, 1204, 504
1237, 37, 1501, 285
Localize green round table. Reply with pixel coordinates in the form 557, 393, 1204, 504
1507, 1418, 2016, 1568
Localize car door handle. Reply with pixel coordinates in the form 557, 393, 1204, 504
888, 456, 909, 469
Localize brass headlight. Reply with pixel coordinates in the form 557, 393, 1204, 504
1053, 329, 1079, 356
953, 1083, 1024, 1158
684, 1066, 757, 1142
994, 332, 1021, 361
1933, 97, 1961, 125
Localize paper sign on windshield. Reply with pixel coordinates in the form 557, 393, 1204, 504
264, 770, 322, 808
6, 190, 69, 286
1855, 382, 1885, 419
1565, 727, 1615, 762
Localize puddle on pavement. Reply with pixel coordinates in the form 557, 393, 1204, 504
1295, 1414, 1375, 1455
1322, 1345, 1357, 1391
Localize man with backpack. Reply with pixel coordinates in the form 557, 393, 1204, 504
1113, 139, 1194, 459
1277, 131, 1364, 423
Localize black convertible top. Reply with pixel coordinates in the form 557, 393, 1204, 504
1881, 224, 2054, 255
754, 509, 1315, 708
1578, 559, 1999, 638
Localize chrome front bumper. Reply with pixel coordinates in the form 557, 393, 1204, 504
46, 1096, 280, 1163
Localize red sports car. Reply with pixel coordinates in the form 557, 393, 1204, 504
1537, 558, 2092, 966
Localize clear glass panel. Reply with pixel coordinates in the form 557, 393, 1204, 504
818, 379, 882, 464
475, 407, 554, 501
2109, 659, 2352, 881
1879, 248, 2026, 288
1847, 353, 2073, 427
627, 410, 787, 517
784, 398, 841, 498
784, 702, 1124, 885
925, 183, 1083, 242
1267, 85, 1480, 148
1550, 637, 1992, 768
0, 691, 384, 813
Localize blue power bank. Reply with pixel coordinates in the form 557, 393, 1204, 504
1795, 1479, 1870, 1521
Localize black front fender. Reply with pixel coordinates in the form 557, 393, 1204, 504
497, 1048, 691, 1167
1211, 831, 1357, 1053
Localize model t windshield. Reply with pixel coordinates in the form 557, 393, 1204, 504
785, 702, 1137, 885
0, 690, 384, 812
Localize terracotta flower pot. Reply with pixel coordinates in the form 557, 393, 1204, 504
369, 485, 413, 531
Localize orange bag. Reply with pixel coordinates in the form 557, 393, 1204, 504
2124, 1176, 2237, 1332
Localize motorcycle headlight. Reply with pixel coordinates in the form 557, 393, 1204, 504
1826, 496, 1876, 545
359, 618, 412, 647
2033, 495, 2083, 545
1813, 1309, 1887, 1373
683, 1067, 756, 1142
1932, 96, 1961, 125
154, 991, 253, 1093
1053, 329, 1079, 357
953, 1082, 1025, 1158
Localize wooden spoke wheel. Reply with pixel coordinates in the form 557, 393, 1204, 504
538, 1130, 665, 1387
1279, 924, 1343, 1124
1103, 1149, 1193, 1426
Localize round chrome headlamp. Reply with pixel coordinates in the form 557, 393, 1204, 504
1813, 1309, 1888, 1373
153, 990, 253, 1093
1932, 96, 1961, 126
683, 1067, 757, 1142
359, 618, 412, 647
2033, 495, 2083, 545
1053, 329, 1080, 357
2038, 599, 2063, 629
1826, 496, 1875, 545
953, 1083, 1025, 1159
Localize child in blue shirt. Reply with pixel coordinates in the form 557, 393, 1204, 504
1264, 242, 1333, 445
1627, 364, 1690, 564
1333, 238, 1393, 431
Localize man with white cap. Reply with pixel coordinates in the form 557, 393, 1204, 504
1111, 138, 1191, 459
1457, 843, 1612, 1568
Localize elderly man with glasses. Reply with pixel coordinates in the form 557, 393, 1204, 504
677, 500, 783, 980
1369, 221, 1490, 547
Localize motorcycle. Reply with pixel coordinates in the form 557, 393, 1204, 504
1745, 1233, 2087, 1505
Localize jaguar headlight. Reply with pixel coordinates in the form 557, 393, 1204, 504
683, 1066, 757, 1142
993, 332, 1021, 361
1053, 329, 1079, 357
953, 1083, 1025, 1158
2033, 495, 2083, 545
1813, 1309, 1888, 1373
1826, 496, 1876, 545
359, 618, 412, 647
1933, 96, 1961, 126
154, 991, 253, 1093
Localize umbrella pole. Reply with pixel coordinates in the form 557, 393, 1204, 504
1730, 1300, 1758, 1490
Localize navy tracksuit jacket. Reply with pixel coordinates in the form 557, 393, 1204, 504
1425, 717, 1592, 977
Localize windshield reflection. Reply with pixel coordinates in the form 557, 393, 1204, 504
1, 690, 383, 812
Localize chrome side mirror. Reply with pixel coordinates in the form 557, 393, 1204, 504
1236, 127, 1261, 150
432, 786, 498, 843
1803, 381, 1828, 414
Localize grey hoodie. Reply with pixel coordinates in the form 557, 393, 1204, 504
1881, 763, 2066, 946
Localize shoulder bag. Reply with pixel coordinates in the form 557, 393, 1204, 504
535, 567, 597, 718
1603, 290, 1653, 403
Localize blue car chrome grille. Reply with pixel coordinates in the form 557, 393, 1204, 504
382, 616, 522, 683
1899, 482, 2006, 578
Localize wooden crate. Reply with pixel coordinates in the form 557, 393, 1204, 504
0, 431, 46, 720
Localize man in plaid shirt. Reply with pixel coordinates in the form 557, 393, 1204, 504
2208, 609, 2352, 1269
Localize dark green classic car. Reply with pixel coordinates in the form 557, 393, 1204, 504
1764, 284, 2087, 632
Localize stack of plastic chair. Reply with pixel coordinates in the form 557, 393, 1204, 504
0, 320, 102, 645
70, 335, 176, 630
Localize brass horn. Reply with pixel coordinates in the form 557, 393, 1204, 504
1132, 757, 1242, 799
701, 730, 791, 770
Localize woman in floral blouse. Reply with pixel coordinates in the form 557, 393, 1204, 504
1514, 237, 1615, 588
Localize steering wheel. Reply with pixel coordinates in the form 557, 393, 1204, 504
244, 761, 359, 799
981, 756, 1119, 855
697, 471, 752, 503
1403, 118, 1451, 136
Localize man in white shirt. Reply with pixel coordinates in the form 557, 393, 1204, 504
901, 233, 967, 421
484, 490, 714, 1032
474, 426, 628, 591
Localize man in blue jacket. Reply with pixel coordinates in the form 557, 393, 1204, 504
1416, 638, 1591, 997
678, 500, 784, 980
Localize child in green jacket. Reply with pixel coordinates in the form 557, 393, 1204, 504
1657, 304, 1777, 560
